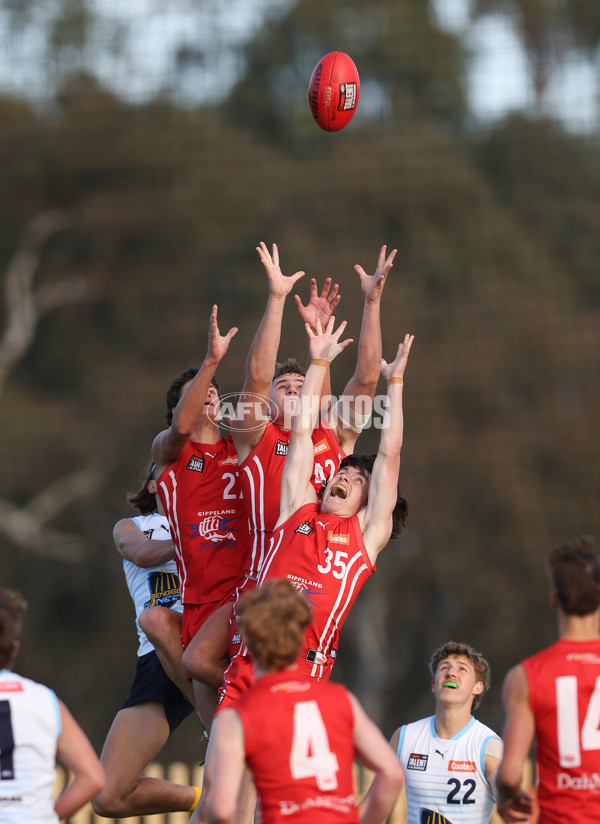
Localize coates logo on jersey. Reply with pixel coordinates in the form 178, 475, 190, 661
295, 521, 313, 536
406, 753, 428, 771
270, 680, 312, 694
327, 531, 349, 545
0, 681, 24, 692
218, 455, 238, 467
566, 652, 600, 664
186, 455, 205, 473
448, 760, 476, 773
313, 439, 329, 455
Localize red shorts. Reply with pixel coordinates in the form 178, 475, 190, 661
217, 653, 255, 711
181, 596, 234, 649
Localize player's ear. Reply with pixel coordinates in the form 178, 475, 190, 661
473, 681, 484, 696
431, 679, 435, 694
148, 479, 157, 494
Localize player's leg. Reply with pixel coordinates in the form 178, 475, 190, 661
182, 600, 232, 689
92, 702, 197, 817
138, 606, 194, 703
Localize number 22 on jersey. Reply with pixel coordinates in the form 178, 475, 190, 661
289, 700, 339, 790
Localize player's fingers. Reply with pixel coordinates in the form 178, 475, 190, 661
319, 277, 331, 297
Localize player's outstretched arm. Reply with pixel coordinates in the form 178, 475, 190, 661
361, 333, 413, 564
54, 700, 105, 821
324, 246, 396, 453
233, 242, 305, 461
152, 305, 237, 470
496, 664, 536, 823
351, 698, 403, 824
277, 317, 353, 525
113, 518, 175, 568
194, 709, 246, 824
295, 275, 340, 401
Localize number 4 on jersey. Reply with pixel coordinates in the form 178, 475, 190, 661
289, 700, 339, 790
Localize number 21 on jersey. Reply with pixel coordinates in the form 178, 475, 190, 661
289, 700, 339, 790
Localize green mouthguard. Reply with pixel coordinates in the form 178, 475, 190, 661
444, 680, 457, 688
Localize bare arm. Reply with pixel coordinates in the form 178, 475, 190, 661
277, 318, 353, 526
54, 700, 104, 821
323, 246, 396, 453
496, 664, 536, 823
232, 242, 305, 462
152, 304, 237, 470
113, 518, 175, 568
193, 709, 246, 824
360, 334, 414, 564
354, 711, 403, 824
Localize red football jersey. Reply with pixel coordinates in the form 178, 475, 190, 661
258, 502, 374, 680
523, 637, 600, 824
239, 421, 345, 579
157, 437, 249, 605
233, 670, 360, 824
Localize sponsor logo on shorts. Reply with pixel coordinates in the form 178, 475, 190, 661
407, 753, 428, 771
186, 455, 205, 473
557, 771, 600, 790
275, 440, 288, 456
295, 521, 313, 535
448, 760, 476, 772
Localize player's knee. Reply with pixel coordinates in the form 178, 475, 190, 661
139, 605, 176, 642
92, 786, 128, 818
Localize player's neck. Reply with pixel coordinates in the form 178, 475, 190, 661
433, 705, 473, 740
191, 418, 222, 444
558, 609, 600, 642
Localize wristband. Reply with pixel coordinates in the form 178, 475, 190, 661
311, 359, 331, 368
188, 786, 202, 812
387, 376, 404, 385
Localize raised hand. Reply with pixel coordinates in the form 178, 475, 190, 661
354, 244, 397, 303
207, 304, 238, 364
294, 277, 340, 331
306, 316, 353, 365
380, 333, 414, 381
256, 241, 305, 298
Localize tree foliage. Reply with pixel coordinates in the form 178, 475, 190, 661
0, 0, 598, 755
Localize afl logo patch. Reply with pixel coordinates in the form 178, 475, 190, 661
186, 455, 205, 473
407, 753, 428, 771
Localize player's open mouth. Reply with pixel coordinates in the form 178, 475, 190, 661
331, 483, 348, 499
443, 680, 458, 688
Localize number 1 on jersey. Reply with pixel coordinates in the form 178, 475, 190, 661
290, 700, 339, 790
556, 674, 600, 767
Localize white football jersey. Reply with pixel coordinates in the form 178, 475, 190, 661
398, 715, 501, 824
0, 670, 61, 823
122, 513, 182, 656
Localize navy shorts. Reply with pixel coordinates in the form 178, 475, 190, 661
120, 650, 193, 733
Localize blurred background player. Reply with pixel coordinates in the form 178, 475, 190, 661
151, 304, 247, 729
0, 588, 104, 822
93, 464, 201, 819
496, 535, 600, 824
362, 641, 502, 824
220, 316, 412, 704
233, 241, 397, 584
193, 578, 403, 824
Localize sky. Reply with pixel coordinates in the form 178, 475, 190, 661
0, 0, 597, 132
